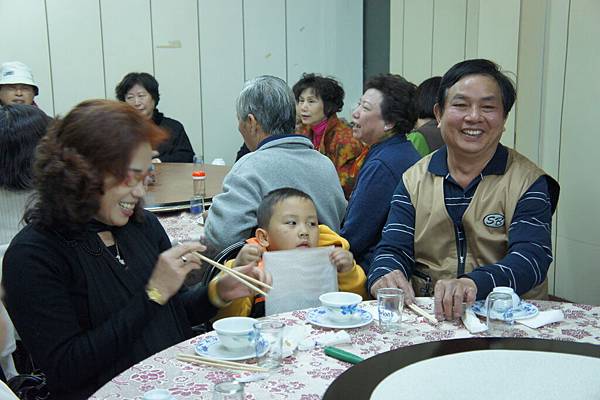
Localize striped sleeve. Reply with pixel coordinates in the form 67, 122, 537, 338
366, 180, 416, 291
465, 176, 554, 299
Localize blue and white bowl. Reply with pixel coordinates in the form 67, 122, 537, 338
319, 292, 362, 323
212, 317, 257, 352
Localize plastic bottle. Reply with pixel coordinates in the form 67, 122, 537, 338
190, 170, 206, 218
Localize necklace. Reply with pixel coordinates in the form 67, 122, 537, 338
114, 240, 126, 266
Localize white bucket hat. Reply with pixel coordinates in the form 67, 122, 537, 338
0, 61, 39, 95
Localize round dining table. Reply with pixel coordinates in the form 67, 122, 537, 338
90, 298, 600, 399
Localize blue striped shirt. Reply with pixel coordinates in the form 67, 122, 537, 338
367, 145, 554, 300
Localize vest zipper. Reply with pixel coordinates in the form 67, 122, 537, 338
455, 224, 466, 276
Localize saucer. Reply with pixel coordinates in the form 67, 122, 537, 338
194, 335, 269, 361
307, 307, 373, 329
470, 300, 539, 321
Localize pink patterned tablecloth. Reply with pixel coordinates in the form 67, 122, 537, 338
91, 299, 600, 399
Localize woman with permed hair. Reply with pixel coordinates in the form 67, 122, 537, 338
116, 72, 194, 162
293, 73, 364, 199
0, 104, 50, 251
2, 100, 271, 399
340, 74, 421, 271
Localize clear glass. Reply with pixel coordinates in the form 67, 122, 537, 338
213, 381, 244, 400
485, 291, 515, 335
142, 388, 172, 400
253, 320, 284, 370
377, 288, 404, 331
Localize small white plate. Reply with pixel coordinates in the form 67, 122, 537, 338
470, 300, 539, 321
307, 307, 373, 329
194, 335, 269, 361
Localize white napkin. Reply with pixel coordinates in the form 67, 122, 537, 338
516, 309, 564, 329
282, 323, 312, 358
298, 330, 352, 351
264, 247, 338, 316
462, 308, 488, 333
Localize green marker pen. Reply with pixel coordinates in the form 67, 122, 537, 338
324, 346, 364, 364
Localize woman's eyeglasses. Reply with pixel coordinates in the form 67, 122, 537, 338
123, 167, 153, 187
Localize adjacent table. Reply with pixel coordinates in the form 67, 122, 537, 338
91, 299, 600, 399
144, 163, 230, 213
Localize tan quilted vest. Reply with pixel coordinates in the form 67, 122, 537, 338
403, 148, 548, 299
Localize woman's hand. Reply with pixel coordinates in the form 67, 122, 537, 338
216, 263, 272, 302
146, 242, 205, 303
234, 244, 263, 267
330, 248, 354, 273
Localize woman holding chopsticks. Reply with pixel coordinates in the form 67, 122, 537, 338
1, 100, 271, 400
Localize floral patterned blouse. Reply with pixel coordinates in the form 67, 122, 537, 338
298, 114, 364, 199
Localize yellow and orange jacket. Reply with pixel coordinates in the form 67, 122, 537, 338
213, 224, 367, 320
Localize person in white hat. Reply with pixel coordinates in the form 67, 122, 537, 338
0, 61, 39, 106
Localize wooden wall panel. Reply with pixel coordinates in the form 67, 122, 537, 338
46, 0, 105, 115
152, 0, 203, 159
198, 0, 244, 165
243, 0, 287, 81
100, 0, 153, 99
0, 0, 54, 114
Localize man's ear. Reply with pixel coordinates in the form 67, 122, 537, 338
247, 113, 258, 133
433, 103, 442, 127
255, 228, 270, 248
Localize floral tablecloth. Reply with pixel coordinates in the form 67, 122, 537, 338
91, 299, 600, 399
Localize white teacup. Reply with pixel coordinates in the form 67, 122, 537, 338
485, 286, 520, 309
319, 292, 362, 323
212, 317, 257, 352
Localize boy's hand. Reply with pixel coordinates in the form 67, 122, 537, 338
234, 244, 263, 267
330, 248, 354, 273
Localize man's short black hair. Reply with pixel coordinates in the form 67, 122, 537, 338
437, 59, 516, 117
257, 188, 315, 228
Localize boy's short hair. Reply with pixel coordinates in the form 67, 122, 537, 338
257, 188, 315, 228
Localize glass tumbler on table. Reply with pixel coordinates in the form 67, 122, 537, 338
213, 381, 244, 400
485, 291, 515, 335
253, 320, 284, 370
377, 288, 404, 331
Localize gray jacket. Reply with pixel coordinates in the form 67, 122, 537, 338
205, 135, 347, 253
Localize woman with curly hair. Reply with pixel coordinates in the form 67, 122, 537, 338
293, 73, 364, 199
1, 100, 270, 399
340, 74, 421, 272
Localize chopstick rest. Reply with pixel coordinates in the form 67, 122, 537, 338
324, 346, 364, 364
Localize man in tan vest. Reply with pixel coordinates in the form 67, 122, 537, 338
367, 59, 559, 321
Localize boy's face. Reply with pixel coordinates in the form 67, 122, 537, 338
260, 196, 319, 251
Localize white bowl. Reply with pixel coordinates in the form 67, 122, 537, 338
212, 317, 257, 352
319, 292, 362, 323
485, 287, 520, 309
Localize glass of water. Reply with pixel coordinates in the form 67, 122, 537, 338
213, 381, 244, 400
377, 288, 404, 331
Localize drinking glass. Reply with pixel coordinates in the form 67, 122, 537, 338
485, 291, 515, 335
253, 320, 284, 370
213, 381, 244, 400
377, 288, 404, 331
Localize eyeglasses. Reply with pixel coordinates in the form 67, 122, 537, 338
122, 167, 153, 187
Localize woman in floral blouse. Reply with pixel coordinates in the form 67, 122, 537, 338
293, 73, 364, 199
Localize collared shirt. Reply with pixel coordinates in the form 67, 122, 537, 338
255, 134, 309, 151
367, 144, 554, 300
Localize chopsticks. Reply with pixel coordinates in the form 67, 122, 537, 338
176, 353, 268, 372
177, 242, 272, 296
408, 303, 439, 324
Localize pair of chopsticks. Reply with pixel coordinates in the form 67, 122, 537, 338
408, 303, 439, 324
178, 243, 272, 296
177, 353, 268, 372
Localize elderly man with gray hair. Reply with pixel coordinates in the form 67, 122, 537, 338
205, 75, 347, 253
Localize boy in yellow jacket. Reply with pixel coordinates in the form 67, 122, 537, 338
215, 188, 367, 319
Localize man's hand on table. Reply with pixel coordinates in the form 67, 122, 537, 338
433, 277, 477, 321
370, 270, 416, 305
